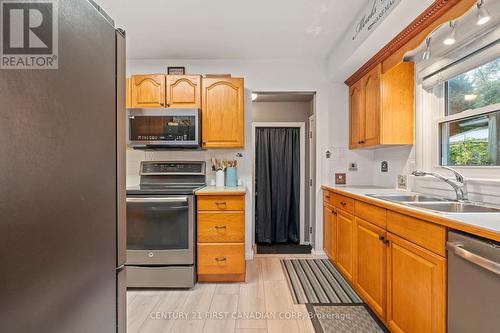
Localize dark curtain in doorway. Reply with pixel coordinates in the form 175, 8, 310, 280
255, 127, 300, 244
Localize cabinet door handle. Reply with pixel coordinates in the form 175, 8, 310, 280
379, 235, 385, 241
160, 102, 165, 106
214, 225, 227, 230
215, 202, 227, 208
215, 257, 227, 262
325, 195, 330, 199
340, 202, 347, 206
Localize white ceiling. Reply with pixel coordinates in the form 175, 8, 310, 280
96, 0, 369, 60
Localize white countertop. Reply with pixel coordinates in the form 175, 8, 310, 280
323, 185, 500, 240
195, 186, 246, 195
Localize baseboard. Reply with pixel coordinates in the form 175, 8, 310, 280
245, 251, 254, 260
311, 249, 327, 258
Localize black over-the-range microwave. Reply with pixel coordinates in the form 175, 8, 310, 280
126, 108, 201, 148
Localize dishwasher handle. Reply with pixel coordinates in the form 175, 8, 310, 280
446, 241, 500, 276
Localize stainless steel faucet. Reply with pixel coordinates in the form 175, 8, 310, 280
412, 166, 468, 202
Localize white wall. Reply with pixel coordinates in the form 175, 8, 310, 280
326, 0, 434, 81
126, 59, 375, 257
252, 101, 312, 122
372, 146, 414, 188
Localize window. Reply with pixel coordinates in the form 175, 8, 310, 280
446, 58, 500, 116
439, 57, 500, 166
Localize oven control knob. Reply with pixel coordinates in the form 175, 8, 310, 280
148, 252, 154, 258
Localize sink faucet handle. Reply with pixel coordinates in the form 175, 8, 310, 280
441, 166, 466, 183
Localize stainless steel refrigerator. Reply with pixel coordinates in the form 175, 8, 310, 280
0, 0, 127, 332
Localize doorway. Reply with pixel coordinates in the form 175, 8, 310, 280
251, 92, 315, 255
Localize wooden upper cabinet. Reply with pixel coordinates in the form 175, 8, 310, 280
362, 66, 381, 147
131, 74, 166, 108
202, 77, 244, 148
166, 75, 201, 108
349, 81, 363, 149
354, 217, 386, 321
386, 232, 446, 333
348, 62, 414, 149
125, 78, 132, 108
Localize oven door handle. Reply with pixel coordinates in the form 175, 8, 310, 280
126, 197, 188, 203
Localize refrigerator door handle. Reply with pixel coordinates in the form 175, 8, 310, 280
446, 241, 500, 276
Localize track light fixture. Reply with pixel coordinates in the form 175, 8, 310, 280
422, 37, 432, 60
443, 21, 457, 46
477, 0, 491, 25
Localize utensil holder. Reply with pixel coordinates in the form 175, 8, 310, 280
225, 167, 237, 187
215, 170, 225, 187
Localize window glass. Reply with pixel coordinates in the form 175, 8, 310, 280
446, 57, 500, 116
441, 110, 500, 166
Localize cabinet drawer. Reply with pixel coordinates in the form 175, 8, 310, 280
197, 195, 244, 211
197, 243, 245, 275
334, 194, 355, 214
355, 200, 386, 229
323, 190, 334, 205
198, 212, 244, 242
387, 211, 446, 256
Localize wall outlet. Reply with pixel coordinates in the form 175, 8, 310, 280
348, 162, 358, 171
398, 175, 407, 189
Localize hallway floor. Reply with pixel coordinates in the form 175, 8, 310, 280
256, 243, 312, 254
127, 257, 316, 333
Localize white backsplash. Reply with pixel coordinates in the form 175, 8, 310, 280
126, 147, 247, 187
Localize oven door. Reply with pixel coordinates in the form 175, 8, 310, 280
126, 108, 200, 148
126, 195, 194, 265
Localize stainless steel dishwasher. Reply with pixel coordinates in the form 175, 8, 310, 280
446, 231, 500, 333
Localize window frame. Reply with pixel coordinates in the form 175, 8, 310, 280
416, 49, 500, 181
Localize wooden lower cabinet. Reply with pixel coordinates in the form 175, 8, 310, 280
354, 217, 386, 321
322, 189, 447, 333
197, 193, 246, 282
386, 232, 446, 333
197, 243, 245, 282
323, 205, 337, 261
336, 209, 354, 281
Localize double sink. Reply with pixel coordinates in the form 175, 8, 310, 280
367, 194, 500, 214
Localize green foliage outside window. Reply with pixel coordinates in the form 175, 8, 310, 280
448, 58, 500, 115
448, 138, 489, 166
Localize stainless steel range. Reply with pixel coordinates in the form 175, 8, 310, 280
126, 161, 206, 288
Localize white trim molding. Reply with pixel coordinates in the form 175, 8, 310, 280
311, 249, 328, 259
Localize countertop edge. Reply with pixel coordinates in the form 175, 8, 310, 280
195, 186, 246, 196
322, 185, 500, 243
